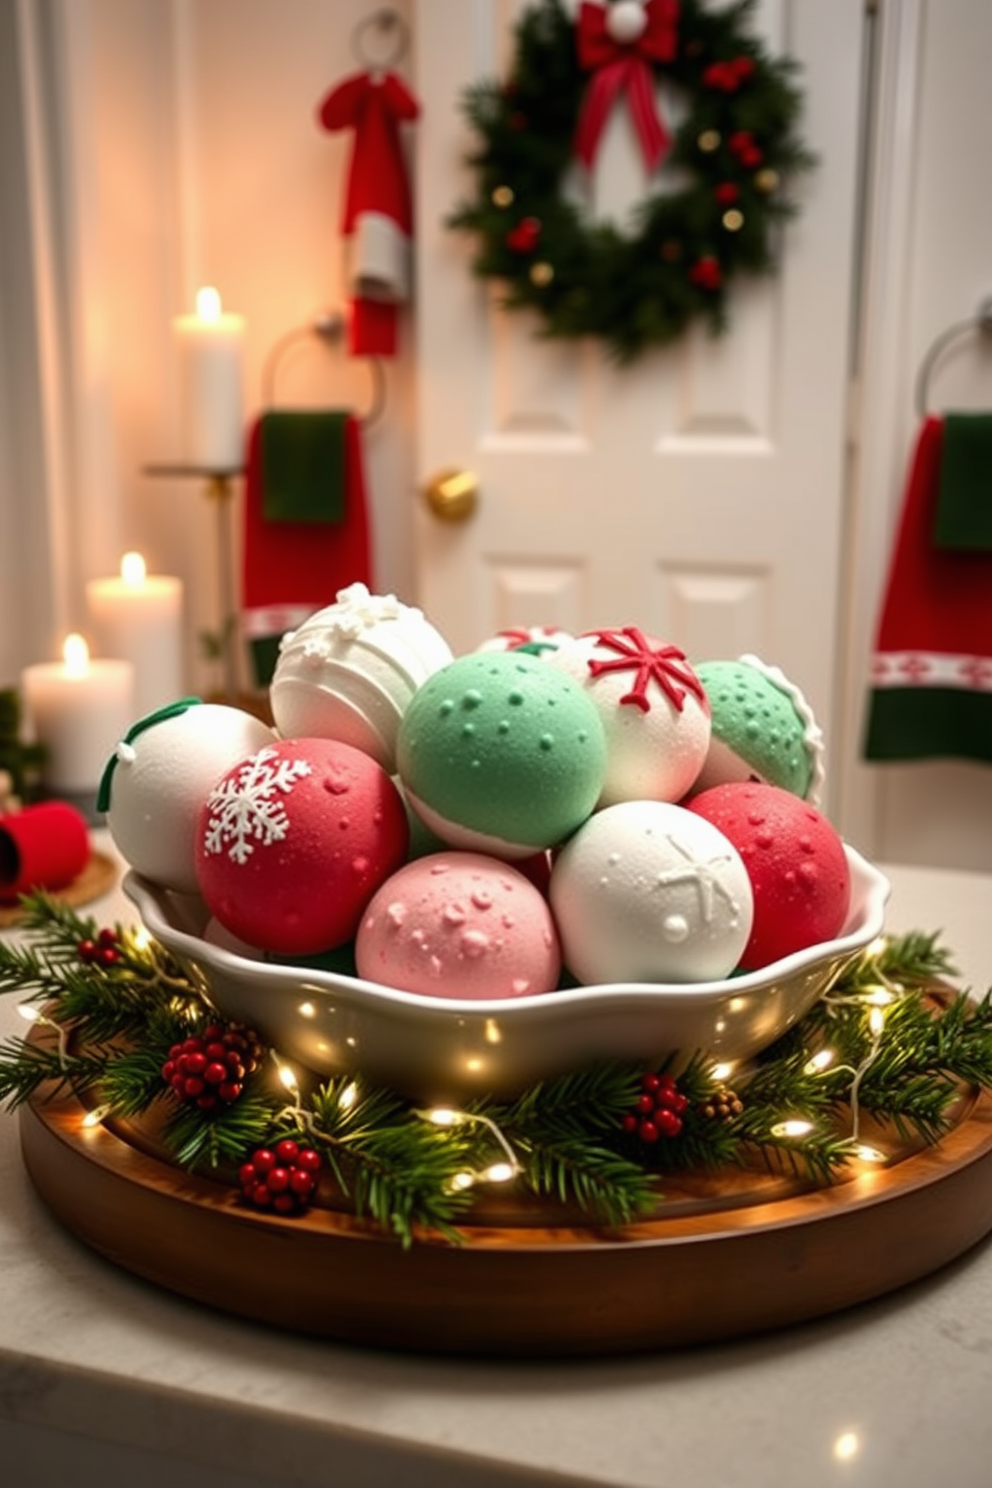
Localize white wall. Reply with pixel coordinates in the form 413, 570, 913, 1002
0, 0, 415, 702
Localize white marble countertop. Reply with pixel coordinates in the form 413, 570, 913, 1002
2, 839, 992, 1488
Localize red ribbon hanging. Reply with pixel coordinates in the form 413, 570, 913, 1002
574, 0, 679, 173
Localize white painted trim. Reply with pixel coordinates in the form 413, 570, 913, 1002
14, 0, 73, 646
833, 0, 926, 856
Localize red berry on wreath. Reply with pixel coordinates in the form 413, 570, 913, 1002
689, 255, 722, 290
715, 182, 740, 205
506, 216, 541, 253
239, 1144, 322, 1215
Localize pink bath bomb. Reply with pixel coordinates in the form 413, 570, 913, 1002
355, 851, 561, 1000
686, 782, 850, 969
195, 738, 408, 955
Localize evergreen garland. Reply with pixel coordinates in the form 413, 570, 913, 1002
2, 893, 991, 1247
447, 0, 815, 361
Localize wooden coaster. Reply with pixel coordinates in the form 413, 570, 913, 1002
0, 850, 118, 928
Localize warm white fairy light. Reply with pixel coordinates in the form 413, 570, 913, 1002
277, 1063, 299, 1092
419, 1105, 522, 1187
17, 1002, 68, 1067
81, 1102, 111, 1129
853, 1144, 887, 1164
771, 1118, 815, 1139
481, 1160, 517, 1184
338, 1080, 358, 1111
711, 1061, 735, 1082
804, 1048, 835, 1075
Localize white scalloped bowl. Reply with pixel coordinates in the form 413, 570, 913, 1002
124, 846, 889, 1105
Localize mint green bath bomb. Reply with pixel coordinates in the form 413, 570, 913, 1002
396, 651, 607, 857
693, 657, 824, 801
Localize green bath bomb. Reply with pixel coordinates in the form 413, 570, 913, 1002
693, 656, 825, 803
396, 651, 606, 858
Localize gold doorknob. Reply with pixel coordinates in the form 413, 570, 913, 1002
422, 467, 478, 522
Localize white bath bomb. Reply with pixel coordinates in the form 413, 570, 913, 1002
269, 582, 453, 773
549, 800, 753, 985
100, 701, 275, 892
545, 628, 711, 807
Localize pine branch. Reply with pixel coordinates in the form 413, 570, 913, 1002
305, 1077, 479, 1246
0, 1035, 107, 1108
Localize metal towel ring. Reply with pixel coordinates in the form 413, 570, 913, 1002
914, 295, 992, 419
351, 7, 409, 70
261, 311, 386, 428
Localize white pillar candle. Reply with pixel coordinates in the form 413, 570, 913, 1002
86, 552, 184, 720
173, 286, 245, 469
21, 634, 135, 795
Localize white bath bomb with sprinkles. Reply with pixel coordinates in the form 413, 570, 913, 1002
545, 628, 711, 807
549, 800, 753, 985
396, 650, 607, 859
100, 700, 275, 893
269, 582, 454, 774
356, 851, 561, 1000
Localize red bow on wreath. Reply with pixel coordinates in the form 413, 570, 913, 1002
574, 0, 679, 174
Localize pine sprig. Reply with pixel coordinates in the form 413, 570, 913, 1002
304, 1077, 478, 1246
4, 898, 992, 1244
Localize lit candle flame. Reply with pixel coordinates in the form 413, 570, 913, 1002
120, 551, 147, 586
62, 633, 90, 676
195, 285, 222, 321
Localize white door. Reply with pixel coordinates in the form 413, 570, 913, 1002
412, 0, 866, 794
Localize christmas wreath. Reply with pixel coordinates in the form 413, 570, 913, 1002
3, 895, 992, 1247
447, 0, 815, 361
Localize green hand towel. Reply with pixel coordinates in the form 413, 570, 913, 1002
933, 412, 992, 552
259, 411, 348, 523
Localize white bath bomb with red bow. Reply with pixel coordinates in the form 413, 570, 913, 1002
545, 628, 711, 807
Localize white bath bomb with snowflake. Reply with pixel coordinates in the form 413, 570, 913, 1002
269, 582, 454, 774
549, 800, 753, 985
544, 629, 711, 808
194, 737, 409, 956
101, 701, 275, 893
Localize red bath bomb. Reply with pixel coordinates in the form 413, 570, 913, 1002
195, 738, 408, 955
686, 782, 850, 970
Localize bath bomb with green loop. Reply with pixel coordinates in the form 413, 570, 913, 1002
396, 651, 607, 859
692, 655, 826, 804
100, 700, 276, 892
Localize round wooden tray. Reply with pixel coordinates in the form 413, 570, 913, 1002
19, 1077, 992, 1357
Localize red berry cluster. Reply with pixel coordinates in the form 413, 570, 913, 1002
622, 1072, 689, 1143
703, 55, 756, 93
77, 928, 122, 967
239, 1140, 321, 1216
161, 1024, 262, 1112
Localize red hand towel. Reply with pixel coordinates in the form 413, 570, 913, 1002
863, 416, 992, 762
241, 412, 372, 687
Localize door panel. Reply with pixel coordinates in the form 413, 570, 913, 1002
413, 0, 865, 780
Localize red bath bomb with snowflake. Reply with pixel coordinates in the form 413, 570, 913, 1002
195, 738, 409, 955
686, 782, 850, 970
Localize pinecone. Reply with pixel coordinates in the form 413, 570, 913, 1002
161, 1023, 263, 1112
699, 1086, 744, 1123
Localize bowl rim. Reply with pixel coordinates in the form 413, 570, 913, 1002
123, 843, 890, 1018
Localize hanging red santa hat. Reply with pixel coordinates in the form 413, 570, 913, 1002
317, 66, 420, 357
